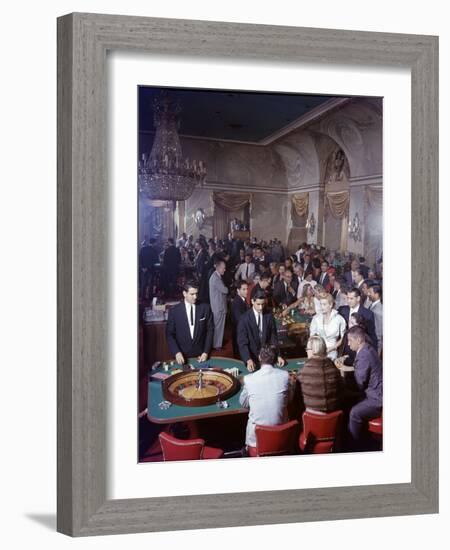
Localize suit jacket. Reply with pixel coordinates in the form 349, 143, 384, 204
194, 249, 209, 277
273, 279, 297, 307
338, 304, 378, 352
237, 309, 279, 363
369, 301, 383, 353
353, 344, 383, 405
239, 365, 289, 446
208, 271, 228, 313
139, 245, 159, 270
166, 302, 214, 358
231, 295, 249, 328
317, 272, 331, 290
163, 245, 181, 269
344, 270, 356, 287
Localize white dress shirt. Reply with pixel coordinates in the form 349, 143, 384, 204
235, 261, 255, 281
253, 308, 263, 336
239, 364, 289, 447
184, 302, 195, 338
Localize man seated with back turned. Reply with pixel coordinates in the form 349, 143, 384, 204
237, 289, 286, 372
165, 280, 214, 365
344, 326, 383, 451
239, 344, 290, 452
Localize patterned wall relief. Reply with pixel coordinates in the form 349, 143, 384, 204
312, 99, 382, 179
273, 131, 320, 189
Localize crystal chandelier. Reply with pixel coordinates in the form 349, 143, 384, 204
139, 92, 207, 201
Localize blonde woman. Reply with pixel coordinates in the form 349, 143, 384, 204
309, 292, 346, 360
282, 282, 315, 316
298, 335, 343, 412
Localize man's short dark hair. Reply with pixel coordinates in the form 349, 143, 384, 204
252, 289, 267, 301
258, 344, 276, 365
349, 287, 362, 298
245, 253, 252, 259
182, 280, 199, 293
168, 238, 175, 245
236, 279, 248, 290
371, 284, 382, 298
321, 260, 329, 267
347, 325, 367, 343
214, 259, 226, 269
260, 272, 271, 281
284, 269, 293, 276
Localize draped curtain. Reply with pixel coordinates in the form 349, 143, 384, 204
212, 192, 251, 239
291, 193, 309, 217
325, 190, 349, 219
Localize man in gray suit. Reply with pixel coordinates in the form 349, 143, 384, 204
209, 259, 229, 350
239, 345, 290, 450
368, 284, 383, 356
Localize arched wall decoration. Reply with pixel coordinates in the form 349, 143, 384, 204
212, 192, 251, 239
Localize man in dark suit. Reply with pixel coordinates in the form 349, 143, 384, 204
237, 289, 285, 372
316, 260, 332, 291
344, 259, 360, 288
231, 280, 250, 358
301, 253, 313, 277
166, 280, 214, 365
194, 240, 210, 303
139, 237, 159, 299
345, 326, 383, 450
338, 288, 378, 351
273, 269, 297, 307
163, 238, 181, 297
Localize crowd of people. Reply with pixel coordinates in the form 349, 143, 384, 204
144, 232, 383, 452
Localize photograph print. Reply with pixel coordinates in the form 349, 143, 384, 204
138, 86, 383, 462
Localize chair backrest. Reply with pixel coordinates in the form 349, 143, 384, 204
301, 409, 343, 453
159, 432, 205, 461
255, 420, 299, 457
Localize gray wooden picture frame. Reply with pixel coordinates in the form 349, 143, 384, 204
57, 12, 438, 537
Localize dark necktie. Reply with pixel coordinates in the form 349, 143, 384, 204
190, 305, 194, 326
245, 264, 249, 279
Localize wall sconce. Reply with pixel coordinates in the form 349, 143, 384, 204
348, 212, 362, 242
306, 213, 316, 235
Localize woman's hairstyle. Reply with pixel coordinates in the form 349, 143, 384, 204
350, 312, 367, 331
319, 292, 334, 307
307, 335, 328, 358
301, 283, 312, 298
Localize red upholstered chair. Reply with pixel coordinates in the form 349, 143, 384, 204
368, 416, 383, 436
159, 432, 224, 461
247, 420, 299, 457
299, 410, 343, 454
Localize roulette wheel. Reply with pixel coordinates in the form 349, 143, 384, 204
162, 368, 240, 407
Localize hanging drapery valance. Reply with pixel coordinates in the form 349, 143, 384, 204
212, 192, 251, 211
325, 190, 349, 219
365, 185, 383, 212
291, 193, 309, 217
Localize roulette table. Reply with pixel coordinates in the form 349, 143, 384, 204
147, 356, 305, 424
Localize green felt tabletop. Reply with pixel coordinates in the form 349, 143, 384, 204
147, 356, 305, 423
